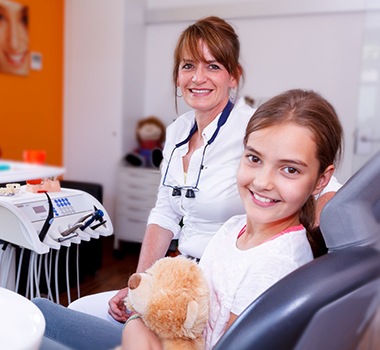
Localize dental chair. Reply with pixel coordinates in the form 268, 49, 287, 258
214, 151, 380, 350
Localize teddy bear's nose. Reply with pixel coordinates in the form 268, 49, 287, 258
128, 273, 141, 290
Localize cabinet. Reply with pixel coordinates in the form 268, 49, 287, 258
114, 166, 161, 248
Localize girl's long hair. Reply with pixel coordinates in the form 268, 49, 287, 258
244, 89, 344, 257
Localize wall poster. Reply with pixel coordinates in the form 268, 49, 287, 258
0, 0, 29, 76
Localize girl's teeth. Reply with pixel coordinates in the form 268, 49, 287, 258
253, 193, 279, 203
254, 193, 271, 203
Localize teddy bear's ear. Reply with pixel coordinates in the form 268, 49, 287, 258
184, 300, 199, 330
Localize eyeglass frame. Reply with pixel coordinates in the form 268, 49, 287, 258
161, 100, 234, 198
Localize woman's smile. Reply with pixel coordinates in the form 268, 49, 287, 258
177, 41, 237, 118
5, 51, 27, 67
189, 88, 213, 95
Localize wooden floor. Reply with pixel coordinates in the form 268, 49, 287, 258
59, 236, 140, 307
58, 236, 380, 349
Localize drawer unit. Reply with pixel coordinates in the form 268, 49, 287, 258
114, 166, 161, 247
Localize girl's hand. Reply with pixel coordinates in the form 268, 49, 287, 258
108, 288, 129, 322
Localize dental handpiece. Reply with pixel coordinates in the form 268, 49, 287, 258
80, 209, 104, 231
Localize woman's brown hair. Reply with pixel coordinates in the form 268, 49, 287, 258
173, 16, 243, 110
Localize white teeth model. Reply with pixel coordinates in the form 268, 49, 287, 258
253, 193, 272, 203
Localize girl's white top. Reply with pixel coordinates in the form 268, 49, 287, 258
199, 214, 314, 349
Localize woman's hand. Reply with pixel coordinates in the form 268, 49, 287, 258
226, 312, 238, 331
108, 288, 130, 322
315, 191, 336, 226
122, 318, 162, 350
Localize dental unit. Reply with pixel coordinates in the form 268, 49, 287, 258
0, 160, 113, 304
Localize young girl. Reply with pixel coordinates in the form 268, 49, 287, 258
198, 88, 343, 349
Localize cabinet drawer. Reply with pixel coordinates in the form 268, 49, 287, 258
118, 167, 161, 184
116, 203, 153, 220
117, 167, 161, 195
117, 182, 159, 197
114, 166, 161, 243
116, 194, 156, 211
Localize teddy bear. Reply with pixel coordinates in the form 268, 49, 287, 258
124, 256, 209, 350
124, 116, 166, 168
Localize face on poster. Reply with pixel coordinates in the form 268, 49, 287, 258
0, 0, 29, 76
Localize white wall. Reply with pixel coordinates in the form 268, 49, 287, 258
64, 0, 146, 221
228, 13, 363, 183
145, 0, 380, 22
64, 0, 379, 219
143, 2, 377, 184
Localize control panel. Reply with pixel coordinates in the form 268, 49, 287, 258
0, 186, 113, 253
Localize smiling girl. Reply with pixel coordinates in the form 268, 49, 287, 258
199, 89, 344, 349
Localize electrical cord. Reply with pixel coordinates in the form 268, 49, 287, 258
76, 244, 80, 299
27, 252, 35, 299
0, 245, 5, 287
66, 247, 71, 305
55, 249, 60, 304
0, 244, 14, 288
44, 253, 54, 301
39, 192, 54, 242
15, 247, 25, 294
34, 254, 42, 298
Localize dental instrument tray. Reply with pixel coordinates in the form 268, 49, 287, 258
0, 185, 113, 254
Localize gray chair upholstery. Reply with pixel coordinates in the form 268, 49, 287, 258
214, 152, 380, 350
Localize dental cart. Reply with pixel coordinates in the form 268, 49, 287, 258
0, 161, 113, 304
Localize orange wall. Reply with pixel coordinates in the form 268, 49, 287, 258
0, 0, 64, 166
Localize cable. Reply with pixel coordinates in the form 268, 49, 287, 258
34, 253, 41, 298
49, 251, 54, 301
3, 245, 15, 289
39, 192, 54, 242
76, 244, 80, 300
66, 247, 71, 305
55, 249, 60, 304
25, 253, 31, 298
15, 247, 25, 294
28, 252, 35, 299
44, 253, 54, 301
0, 244, 5, 287
0, 247, 4, 287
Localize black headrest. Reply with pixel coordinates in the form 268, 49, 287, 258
320, 151, 380, 251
